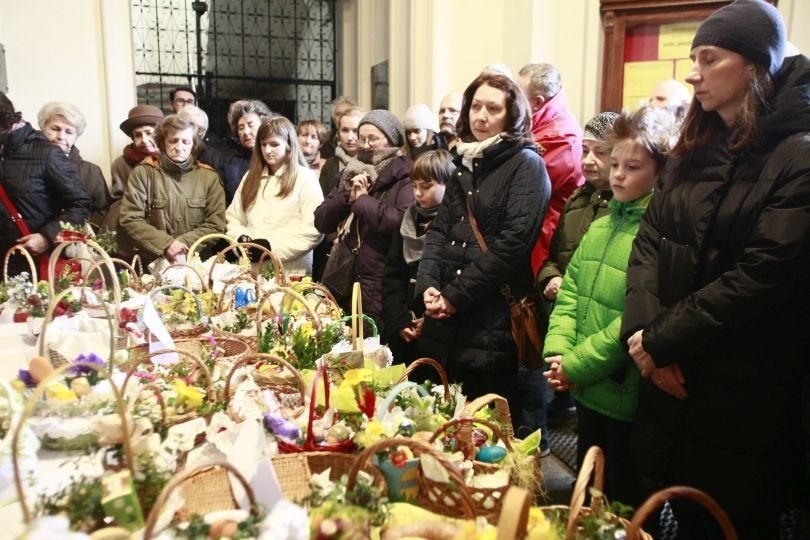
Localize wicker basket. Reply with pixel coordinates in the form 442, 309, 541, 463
143, 461, 258, 538
130, 335, 248, 367
539, 445, 652, 539
143, 284, 209, 340
209, 240, 289, 288
223, 352, 307, 410
271, 450, 387, 503
627, 486, 738, 540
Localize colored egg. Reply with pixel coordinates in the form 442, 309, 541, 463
476, 445, 508, 463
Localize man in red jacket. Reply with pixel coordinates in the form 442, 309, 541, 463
518, 63, 584, 275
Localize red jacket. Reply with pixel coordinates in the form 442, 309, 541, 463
528, 89, 584, 274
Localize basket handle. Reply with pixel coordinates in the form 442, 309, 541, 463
497, 486, 532, 540
3, 244, 37, 283
108, 257, 146, 292
48, 239, 119, 305
461, 393, 514, 439
395, 357, 451, 401
38, 286, 117, 364
142, 461, 258, 539
209, 241, 287, 288
122, 347, 216, 403
346, 436, 477, 520
567, 445, 605, 538
223, 353, 306, 407
626, 486, 738, 540
428, 416, 514, 457
351, 282, 363, 348
186, 233, 247, 265
376, 381, 430, 422
13, 360, 134, 524
285, 281, 342, 319
158, 263, 208, 292
130, 254, 144, 276
305, 364, 330, 446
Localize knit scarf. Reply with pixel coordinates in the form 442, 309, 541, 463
159, 153, 196, 175
400, 203, 439, 264
123, 143, 161, 168
454, 134, 502, 171
304, 151, 319, 166
334, 145, 352, 170
339, 147, 400, 191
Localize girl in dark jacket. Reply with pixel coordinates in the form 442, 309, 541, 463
0, 93, 92, 276
415, 72, 550, 429
314, 110, 414, 332
621, 1, 810, 537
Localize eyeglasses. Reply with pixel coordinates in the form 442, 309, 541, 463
359, 135, 383, 146
173, 98, 196, 106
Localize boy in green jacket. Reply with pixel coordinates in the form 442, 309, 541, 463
543, 106, 677, 503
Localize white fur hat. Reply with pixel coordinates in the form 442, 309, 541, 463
402, 103, 435, 131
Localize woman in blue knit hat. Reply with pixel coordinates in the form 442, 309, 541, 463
622, 1, 810, 537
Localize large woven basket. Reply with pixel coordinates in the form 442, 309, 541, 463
143, 461, 258, 538
539, 445, 652, 539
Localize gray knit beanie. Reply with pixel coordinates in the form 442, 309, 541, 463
583, 111, 619, 141
692, 0, 786, 76
359, 109, 405, 147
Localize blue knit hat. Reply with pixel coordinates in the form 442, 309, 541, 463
692, 0, 786, 76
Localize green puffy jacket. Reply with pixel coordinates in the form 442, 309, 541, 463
543, 193, 651, 421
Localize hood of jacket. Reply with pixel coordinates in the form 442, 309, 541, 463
0, 122, 42, 154
759, 54, 810, 147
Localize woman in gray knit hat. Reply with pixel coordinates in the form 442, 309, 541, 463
314, 109, 413, 329
622, 1, 810, 537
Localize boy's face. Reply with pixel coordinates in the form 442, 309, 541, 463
609, 139, 658, 203
412, 178, 446, 209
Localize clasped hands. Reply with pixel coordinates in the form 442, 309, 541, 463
348, 173, 370, 203
423, 287, 456, 319
627, 330, 688, 400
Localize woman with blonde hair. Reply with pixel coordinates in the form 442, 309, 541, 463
226, 117, 323, 275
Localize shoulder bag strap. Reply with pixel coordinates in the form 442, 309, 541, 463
465, 197, 488, 252
0, 181, 31, 237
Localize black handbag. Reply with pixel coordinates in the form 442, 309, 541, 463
321, 214, 361, 301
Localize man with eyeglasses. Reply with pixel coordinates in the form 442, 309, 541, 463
169, 87, 197, 113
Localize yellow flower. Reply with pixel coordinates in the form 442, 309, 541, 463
353, 420, 391, 448
172, 379, 205, 408
526, 507, 559, 540
45, 382, 78, 401
343, 368, 372, 388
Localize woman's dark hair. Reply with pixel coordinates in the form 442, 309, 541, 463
456, 73, 533, 145
153, 115, 201, 158
0, 92, 22, 131
241, 116, 308, 211
672, 64, 773, 156
411, 149, 455, 185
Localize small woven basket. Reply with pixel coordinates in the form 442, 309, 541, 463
223, 352, 306, 410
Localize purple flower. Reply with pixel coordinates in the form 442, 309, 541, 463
263, 413, 300, 441
17, 369, 36, 388
69, 352, 105, 376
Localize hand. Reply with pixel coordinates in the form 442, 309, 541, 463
17, 233, 49, 256
423, 287, 443, 317
543, 276, 563, 300
426, 294, 456, 319
399, 326, 419, 343
164, 240, 189, 262
348, 173, 369, 203
412, 316, 424, 335
544, 360, 572, 392
651, 364, 687, 400
627, 329, 656, 377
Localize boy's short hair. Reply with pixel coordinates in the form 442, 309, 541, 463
411, 149, 454, 185
609, 106, 679, 173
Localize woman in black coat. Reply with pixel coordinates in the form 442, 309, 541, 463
621, 2, 810, 537
0, 93, 92, 276
415, 72, 550, 429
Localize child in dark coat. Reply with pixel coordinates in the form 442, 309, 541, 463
382, 150, 454, 379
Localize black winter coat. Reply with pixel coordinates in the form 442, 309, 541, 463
416, 140, 549, 375
67, 146, 112, 229
0, 124, 91, 259
621, 54, 810, 532
314, 155, 414, 331
208, 137, 251, 205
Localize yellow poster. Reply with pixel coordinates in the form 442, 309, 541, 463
659, 22, 701, 60
675, 58, 694, 86
622, 60, 674, 110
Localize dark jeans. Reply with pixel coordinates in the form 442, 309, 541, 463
517, 366, 549, 449
576, 403, 635, 505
